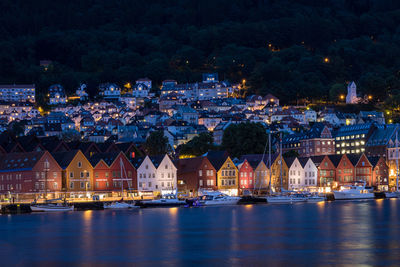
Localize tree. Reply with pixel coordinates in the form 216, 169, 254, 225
61, 129, 81, 142
144, 130, 170, 155
283, 150, 299, 158
179, 132, 216, 157
329, 83, 347, 102
222, 123, 268, 158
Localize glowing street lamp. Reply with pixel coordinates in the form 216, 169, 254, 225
324, 57, 330, 63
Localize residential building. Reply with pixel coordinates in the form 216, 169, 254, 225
0, 84, 35, 103
48, 84, 67, 105
52, 150, 94, 197
0, 151, 62, 201
237, 159, 255, 194
176, 156, 217, 196
334, 123, 376, 155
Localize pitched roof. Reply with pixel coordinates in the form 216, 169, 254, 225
327, 154, 342, 167
177, 157, 205, 174
205, 151, 228, 170
89, 152, 120, 167
52, 150, 80, 169
0, 151, 45, 172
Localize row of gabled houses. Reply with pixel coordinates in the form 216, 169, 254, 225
0, 147, 398, 201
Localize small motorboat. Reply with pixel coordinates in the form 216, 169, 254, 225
104, 201, 139, 209
385, 191, 400, 198
31, 203, 74, 212
306, 193, 326, 203
266, 193, 307, 204
199, 191, 240, 206
140, 194, 186, 207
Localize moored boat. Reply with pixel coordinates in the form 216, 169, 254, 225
104, 201, 139, 209
266, 193, 307, 204
333, 181, 374, 200
140, 194, 186, 207
31, 203, 74, 212
199, 191, 240, 206
385, 191, 400, 198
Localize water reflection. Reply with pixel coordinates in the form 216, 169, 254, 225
0, 200, 399, 265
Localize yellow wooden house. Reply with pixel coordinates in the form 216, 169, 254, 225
53, 150, 94, 197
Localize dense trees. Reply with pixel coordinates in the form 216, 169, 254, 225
0, 0, 400, 105
144, 131, 170, 155
179, 132, 216, 157
222, 123, 269, 158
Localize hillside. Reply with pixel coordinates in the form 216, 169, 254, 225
0, 0, 400, 104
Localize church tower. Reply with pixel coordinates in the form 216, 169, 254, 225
346, 81, 358, 104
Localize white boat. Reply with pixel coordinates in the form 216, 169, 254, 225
333, 181, 375, 200
385, 191, 400, 198
31, 204, 74, 212
199, 191, 240, 206
306, 194, 326, 203
141, 194, 186, 207
104, 202, 139, 209
266, 194, 307, 204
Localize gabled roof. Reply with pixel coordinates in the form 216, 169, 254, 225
205, 151, 229, 170
0, 151, 46, 172
327, 155, 342, 167
52, 150, 80, 169
177, 157, 206, 174
367, 156, 382, 168
283, 157, 296, 168
89, 152, 120, 167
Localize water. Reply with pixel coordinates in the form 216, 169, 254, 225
1, 200, 400, 266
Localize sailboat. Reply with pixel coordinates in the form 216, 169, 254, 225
31, 160, 74, 212
266, 133, 307, 204
104, 158, 139, 209
386, 130, 400, 198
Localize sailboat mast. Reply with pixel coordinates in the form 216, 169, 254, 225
120, 158, 124, 197
268, 132, 272, 195
280, 132, 283, 192
396, 130, 399, 192
258, 135, 268, 194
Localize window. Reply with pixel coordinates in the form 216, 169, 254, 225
78, 161, 82, 168
70, 182, 74, 189
80, 182, 85, 189
70, 172, 74, 178
106, 181, 109, 188
95, 172, 99, 178
165, 164, 168, 169
199, 180, 203, 186
199, 170, 202, 176
80, 172, 84, 178
105, 172, 109, 178
53, 182, 58, 189
86, 172, 90, 178
95, 182, 99, 188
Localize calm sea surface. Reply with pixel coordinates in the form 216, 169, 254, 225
1, 199, 400, 266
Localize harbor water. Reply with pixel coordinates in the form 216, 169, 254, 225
1, 199, 399, 266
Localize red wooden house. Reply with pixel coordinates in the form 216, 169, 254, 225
177, 156, 217, 196
335, 154, 357, 186
318, 155, 338, 187
237, 159, 255, 193
90, 151, 137, 196
369, 156, 389, 190
354, 153, 373, 186
0, 151, 63, 201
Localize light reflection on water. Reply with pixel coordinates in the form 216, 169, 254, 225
0, 200, 399, 265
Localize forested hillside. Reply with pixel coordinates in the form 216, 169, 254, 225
0, 0, 400, 104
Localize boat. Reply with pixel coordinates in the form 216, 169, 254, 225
199, 191, 240, 206
104, 201, 139, 209
31, 203, 74, 212
385, 191, 400, 198
305, 193, 326, 203
266, 193, 307, 204
140, 194, 186, 207
333, 181, 375, 200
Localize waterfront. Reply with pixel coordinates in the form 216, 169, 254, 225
1, 200, 400, 266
